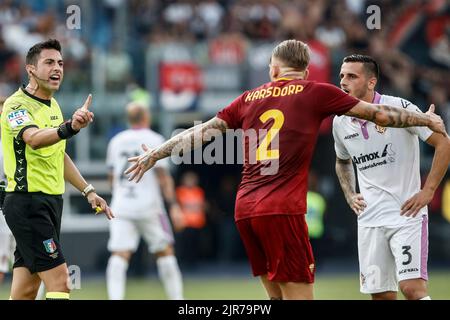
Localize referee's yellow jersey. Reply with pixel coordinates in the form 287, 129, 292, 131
1, 87, 66, 195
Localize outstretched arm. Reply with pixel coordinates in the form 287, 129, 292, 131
346, 102, 446, 135
151, 116, 228, 160
335, 157, 366, 215
401, 133, 450, 217
126, 117, 229, 182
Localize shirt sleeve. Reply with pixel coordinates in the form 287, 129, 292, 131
332, 117, 351, 160
216, 93, 245, 129
313, 83, 360, 117
3, 104, 38, 139
402, 100, 433, 141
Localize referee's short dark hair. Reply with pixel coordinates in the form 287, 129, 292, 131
343, 54, 379, 80
26, 39, 62, 66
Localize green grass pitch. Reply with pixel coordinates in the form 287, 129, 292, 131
1, 272, 449, 300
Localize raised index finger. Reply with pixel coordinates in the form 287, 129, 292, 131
82, 94, 92, 110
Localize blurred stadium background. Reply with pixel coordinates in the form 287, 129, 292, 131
0, 0, 449, 299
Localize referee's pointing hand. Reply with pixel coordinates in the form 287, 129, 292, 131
72, 94, 94, 131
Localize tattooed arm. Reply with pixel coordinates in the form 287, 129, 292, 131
346, 102, 446, 135
149, 117, 228, 160
125, 117, 229, 182
335, 157, 366, 215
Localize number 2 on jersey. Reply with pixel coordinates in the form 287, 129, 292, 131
256, 109, 285, 161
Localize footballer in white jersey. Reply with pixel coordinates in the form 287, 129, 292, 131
333, 55, 450, 300
107, 127, 169, 219
105, 102, 184, 300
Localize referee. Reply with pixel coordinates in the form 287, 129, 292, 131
1, 39, 114, 300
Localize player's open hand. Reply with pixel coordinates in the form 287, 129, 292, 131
347, 193, 367, 216
401, 189, 433, 217
87, 192, 115, 220
71, 94, 94, 131
125, 143, 157, 183
426, 104, 447, 137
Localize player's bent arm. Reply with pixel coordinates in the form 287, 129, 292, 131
155, 167, 177, 205
423, 133, 450, 194
346, 100, 432, 128
126, 117, 229, 182
151, 116, 229, 162
21, 126, 61, 150
335, 157, 357, 205
155, 167, 185, 231
22, 120, 80, 150
108, 171, 113, 190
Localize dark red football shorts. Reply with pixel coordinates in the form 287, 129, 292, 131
236, 214, 315, 283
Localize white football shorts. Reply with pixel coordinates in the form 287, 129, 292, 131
0, 213, 15, 273
108, 212, 174, 254
358, 215, 428, 294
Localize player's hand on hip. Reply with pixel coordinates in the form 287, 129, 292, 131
125, 143, 157, 183
87, 192, 115, 220
348, 193, 367, 216
426, 104, 447, 137
71, 94, 94, 131
401, 189, 433, 217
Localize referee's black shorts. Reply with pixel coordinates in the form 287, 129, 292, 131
3, 192, 66, 273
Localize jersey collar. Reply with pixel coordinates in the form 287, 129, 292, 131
351, 92, 381, 140
275, 77, 294, 82
21, 85, 51, 107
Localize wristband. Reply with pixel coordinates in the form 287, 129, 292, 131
82, 184, 96, 197
57, 120, 79, 139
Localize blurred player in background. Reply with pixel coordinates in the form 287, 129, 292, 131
106, 102, 184, 300
0, 96, 15, 288
126, 40, 446, 300
1, 39, 113, 300
333, 54, 450, 300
